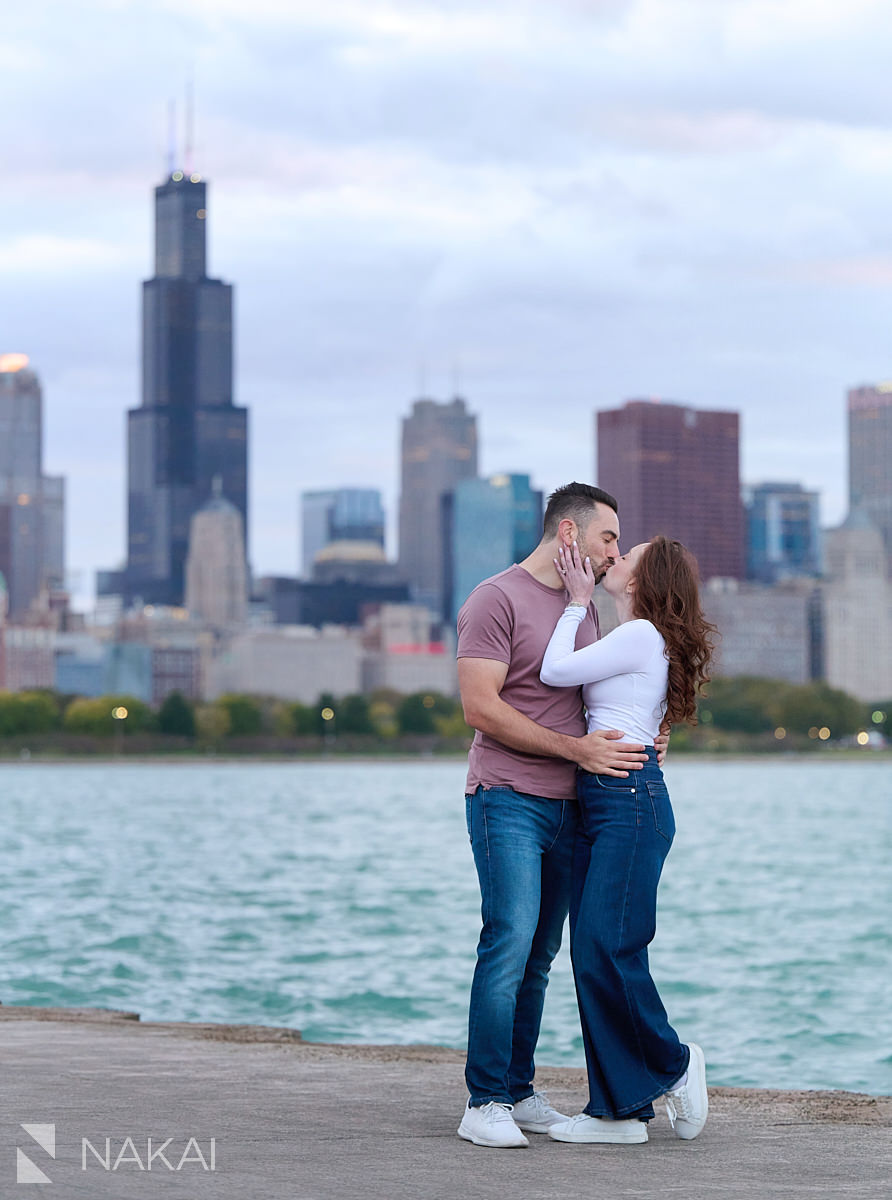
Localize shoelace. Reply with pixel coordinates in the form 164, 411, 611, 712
524, 1091, 552, 1117
481, 1102, 516, 1123
665, 1086, 692, 1130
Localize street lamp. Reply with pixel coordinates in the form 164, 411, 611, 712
321, 706, 336, 751
112, 705, 129, 755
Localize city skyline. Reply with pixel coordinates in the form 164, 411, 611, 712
6, 2, 892, 604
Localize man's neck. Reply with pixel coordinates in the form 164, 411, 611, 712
517, 542, 564, 589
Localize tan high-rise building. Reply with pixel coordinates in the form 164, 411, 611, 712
848, 384, 892, 557
398, 397, 478, 616
0, 355, 65, 617
823, 511, 892, 702
185, 481, 248, 631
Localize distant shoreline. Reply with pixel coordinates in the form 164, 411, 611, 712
0, 749, 890, 765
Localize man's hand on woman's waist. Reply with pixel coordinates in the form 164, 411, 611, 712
573, 729, 647, 777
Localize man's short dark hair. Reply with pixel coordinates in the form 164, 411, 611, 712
542, 482, 618, 536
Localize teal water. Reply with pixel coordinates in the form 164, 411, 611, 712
1, 759, 889, 1094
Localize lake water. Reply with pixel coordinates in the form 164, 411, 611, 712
1, 758, 889, 1094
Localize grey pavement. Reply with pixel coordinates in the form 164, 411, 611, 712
1, 1007, 890, 1200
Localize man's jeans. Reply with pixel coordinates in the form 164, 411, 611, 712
464, 785, 576, 1106
571, 748, 689, 1120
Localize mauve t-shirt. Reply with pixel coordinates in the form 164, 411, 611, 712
456, 564, 600, 800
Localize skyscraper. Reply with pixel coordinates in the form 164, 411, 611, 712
445, 473, 543, 622
596, 399, 744, 581
125, 169, 247, 605
398, 397, 478, 614
185, 478, 248, 631
0, 355, 65, 617
746, 482, 822, 583
301, 487, 385, 577
848, 384, 892, 555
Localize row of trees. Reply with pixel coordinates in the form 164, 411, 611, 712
0, 688, 471, 743
696, 677, 890, 739
0, 679, 887, 748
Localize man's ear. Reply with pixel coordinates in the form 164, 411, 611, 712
558, 518, 576, 546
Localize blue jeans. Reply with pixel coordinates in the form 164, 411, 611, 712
571, 749, 689, 1120
464, 785, 576, 1106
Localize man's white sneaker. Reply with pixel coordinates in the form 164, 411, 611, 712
457, 1101, 529, 1148
548, 1114, 648, 1144
665, 1042, 708, 1140
511, 1090, 570, 1133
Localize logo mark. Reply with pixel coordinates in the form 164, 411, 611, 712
17, 1124, 55, 1184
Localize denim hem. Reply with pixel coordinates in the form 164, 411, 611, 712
588, 1044, 690, 1119
469, 1095, 513, 1108
583, 1108, 652, 1123
510, 1090, 535, 1104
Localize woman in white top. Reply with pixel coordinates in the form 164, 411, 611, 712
540, 536, 715, 1146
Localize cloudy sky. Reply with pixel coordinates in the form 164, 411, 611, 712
4, 0, 892, 602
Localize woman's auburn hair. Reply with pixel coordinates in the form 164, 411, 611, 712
632, 535, 717, 726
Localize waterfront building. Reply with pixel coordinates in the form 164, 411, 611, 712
702, 579, 816, 684
0, 355, 65, 617
361, 603, 457, 695
301, 488, 385, 577
823, 510, 892, 701
596, 399, 744, 581
848, 384, 892, 556
746, 482, 822, 583
444, 473, 543, 622
205, 625, 364, 703
398, 397, 478, 615
3, 625, 54, 691
124, 168, 247, 606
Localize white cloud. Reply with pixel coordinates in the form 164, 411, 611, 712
5, 0, 889, 596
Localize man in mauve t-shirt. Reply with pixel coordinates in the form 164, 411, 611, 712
455, 481, 649, 1149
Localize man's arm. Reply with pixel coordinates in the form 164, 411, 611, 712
458, 657, 646, 777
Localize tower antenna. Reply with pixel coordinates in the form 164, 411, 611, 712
166, 98, 177, 177
184, 78, 194, 176
451, 357, 463, 399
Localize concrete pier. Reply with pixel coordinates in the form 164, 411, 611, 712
1, 1007, 889, 1198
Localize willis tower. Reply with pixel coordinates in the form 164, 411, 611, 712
125, 168, 247, 606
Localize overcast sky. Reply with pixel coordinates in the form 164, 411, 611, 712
4, 0, 892, 603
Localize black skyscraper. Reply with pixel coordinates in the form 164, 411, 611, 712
126, 170, 247, 605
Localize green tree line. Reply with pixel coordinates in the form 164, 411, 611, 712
0, 688, 473, 743
0, 679, 887, 749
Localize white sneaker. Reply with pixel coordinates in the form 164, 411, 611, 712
665, 1042, 708, 1140
511, 1090, 569, 1133
548, 1113, 648, 1144
457, 1100, 529, 1148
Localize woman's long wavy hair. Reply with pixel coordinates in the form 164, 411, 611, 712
631, 536, 716, 726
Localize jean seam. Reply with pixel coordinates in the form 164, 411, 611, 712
617, 792, 666, 1097
645, 780, 672, 845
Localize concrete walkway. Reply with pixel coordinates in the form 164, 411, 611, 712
1, 1007, 889, 1199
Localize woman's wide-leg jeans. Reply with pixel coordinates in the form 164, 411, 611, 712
571, 748, 689, 1120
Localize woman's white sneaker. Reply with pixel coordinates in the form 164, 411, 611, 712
665, 1042, 708, 1139
511, 1090, 569, 1133
457, 1101, 529, 1148
548, 1114, 648, 1144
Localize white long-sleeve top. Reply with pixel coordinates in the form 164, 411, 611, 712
540, 609, 668, 745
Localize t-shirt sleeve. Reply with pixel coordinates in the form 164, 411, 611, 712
456, 582, 514, 664
541, 617, 661, 687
